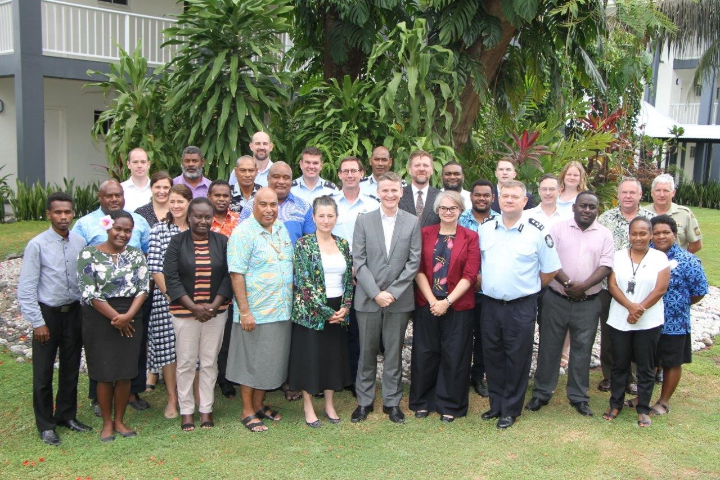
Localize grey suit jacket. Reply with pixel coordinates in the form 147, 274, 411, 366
398, 185, 441, 228
352, 208, 421, 313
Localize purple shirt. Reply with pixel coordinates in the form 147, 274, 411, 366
549, 218, 614, 296
173, 174, 212, 198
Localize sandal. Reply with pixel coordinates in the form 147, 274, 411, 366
200, 413, 214, 429
602, 408, 620, 421
624, 398, 638, 408
650, 402, 670, 415
637, 413, 652, 427
257, 406, 282, 421
241, 414, 267, 433
200, 421, 214, 429
284, 389, 301, 402
181, 414, 195, 432
145, 373, 158, 393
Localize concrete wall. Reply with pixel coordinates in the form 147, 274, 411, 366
43, 77, 109, 187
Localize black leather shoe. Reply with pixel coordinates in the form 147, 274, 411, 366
350, 405, 373, 423
219, 382, 236, 399
414, 410, 430, 418
496, 415, 516, 429
570, 401, 594, 417
58, 419, 93, 432
481, 409, 500, 420
40, 429, 61, 446
471, 378, 489, 397
382, 405, 405, 424
129, 394, 150, 411
524, 397, 549, 412
655, 370, 664, 384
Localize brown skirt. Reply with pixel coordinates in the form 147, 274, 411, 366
82, 297, 143, 382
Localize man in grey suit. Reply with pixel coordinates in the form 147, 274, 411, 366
352, 172, 422, 424
398, 150, 441, 228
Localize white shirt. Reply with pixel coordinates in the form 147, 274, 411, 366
359, 175, 406, 197
331, 191, 380, 250
441, 188, 471, 210
290, 176, 338, 204
607, 248, 669, 331
411, 184, 429, 214
380, 208, 398, 256
523, 204, 567, 230
321, 252, 346, 299
121, 177, 151, 212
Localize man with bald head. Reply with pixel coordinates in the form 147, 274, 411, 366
72, 179, 152, 414
238, 161, 315, 246
230, 132, 274, 187
359, 146, 406, 197
227, 188, 294, 432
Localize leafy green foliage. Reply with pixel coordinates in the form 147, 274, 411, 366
676, 180, 720, 209
87, 42, 175, 179
9, 179, 99, 221
164, 0, 293, 180
0, 165, 13, 223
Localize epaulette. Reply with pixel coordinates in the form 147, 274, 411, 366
368, 194, 380, 203
322, 180, 338, 189
481, 214, 497, 225
291, 180, 299, 186
359, 176, 370, 183
528, 218, 545, 231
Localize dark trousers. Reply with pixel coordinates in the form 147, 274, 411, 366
533, 292, 600, 403
347, 303, 360, 382
481, 294, 537, 418
608, 325, 662, 415
33, 302, 83, 432
470, 294, 485, 381
216, 304, 235, 386
599, 289, 636, 385
88, 296, 150, 400
410, 304, 473, 416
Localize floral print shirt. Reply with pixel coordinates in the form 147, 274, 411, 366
431, 234, 455, 297
77, 246, 150, 305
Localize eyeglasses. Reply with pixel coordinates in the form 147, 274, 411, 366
339, 169, 361, 175
438, 206, 460, 213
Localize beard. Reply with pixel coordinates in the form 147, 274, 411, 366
444, 183, 462, 192
183, 167, 203, 180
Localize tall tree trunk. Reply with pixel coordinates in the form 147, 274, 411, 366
323, 6, 365, 82
451, 0, 517, 149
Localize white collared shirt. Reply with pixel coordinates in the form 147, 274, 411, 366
121, 177, 151, 212
523, 204, 566, 230
411, 184, 429, 214
331, 191, 379, 250
380, 207, 399, 255
290, 176, 338, 204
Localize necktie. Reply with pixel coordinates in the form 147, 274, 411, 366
416, 190, 424, 217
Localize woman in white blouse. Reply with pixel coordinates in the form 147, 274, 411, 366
603, 217, 670, 427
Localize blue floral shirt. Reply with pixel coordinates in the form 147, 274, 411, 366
653, 242, 708, 335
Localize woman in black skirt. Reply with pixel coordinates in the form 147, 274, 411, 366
77, 210, 149, 442
288, 196, 353, 428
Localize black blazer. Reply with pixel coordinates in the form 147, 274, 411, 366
398, 185, 440, 228
491, 184, 535, 213
164, 230, 232, 304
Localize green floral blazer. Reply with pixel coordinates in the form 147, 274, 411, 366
291, 233, 354, 330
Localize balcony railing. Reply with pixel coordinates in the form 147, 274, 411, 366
669, 102, 720, 125
41, 0, 177, 66
0, 0, 13, 55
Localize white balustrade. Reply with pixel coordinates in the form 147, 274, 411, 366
669, 102, 720, 125
0, 1, 13, 55
41, 0, 177, 65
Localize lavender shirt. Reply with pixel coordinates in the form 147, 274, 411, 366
549, 219, 614, 296
173, 174, 212, 198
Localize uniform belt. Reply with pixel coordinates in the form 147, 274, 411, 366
485, 293, 536, 306
549, 288, 599, 302
40, 301, 79, 313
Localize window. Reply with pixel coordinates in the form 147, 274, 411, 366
94, 110, 112, 135
689, 146, 696, 158
99, 0, 129, 5
694, 84, 702, 97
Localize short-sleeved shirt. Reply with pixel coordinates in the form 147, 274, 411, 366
77, 246, 150, 305
479, 216, 562, 301
211, 210, 240, 237
290, 177, 338, 204
331, 191, 380, 250
230, 182, 261, 214
607, 248, 669, 331
227, 217, 293, 324
121, 177, 152, 213
645, 202, 702, 250
653, 243, 708, 335
237, 192, 315, 246
173, 174, 212, 198
72, 208, 151, 254
598, 207, 655, 251
549, 219, 614, 296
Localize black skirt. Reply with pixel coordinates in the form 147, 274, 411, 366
287, 297, 352, 395
83, 297, 144, 382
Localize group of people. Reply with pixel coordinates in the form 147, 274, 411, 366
18, 131, 708, 445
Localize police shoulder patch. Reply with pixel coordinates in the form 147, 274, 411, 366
481, 214, 497, 225
291, 179, 299, 186
323, 180, 338, 189
545, 234, 554, 248
528, 218, 545, 231
359, 176, 370, 183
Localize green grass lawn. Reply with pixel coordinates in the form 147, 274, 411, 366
692, 207, 720, 286
0, 221, 47, 258
0, 345, 718, 478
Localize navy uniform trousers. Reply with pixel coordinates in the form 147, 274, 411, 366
481, 294, 537, 418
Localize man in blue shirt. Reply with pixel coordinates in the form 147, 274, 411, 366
18, 192, 91, 446
238, 161, 315, 246
71, 179, 151, 413
478, 180, 561, 429
290, 146, 338, 203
